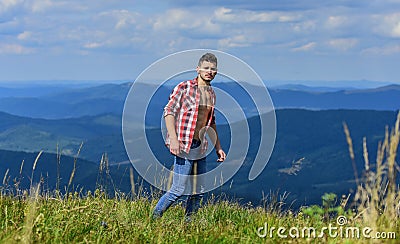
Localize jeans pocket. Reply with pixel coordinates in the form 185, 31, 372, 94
175, 156, 186, 165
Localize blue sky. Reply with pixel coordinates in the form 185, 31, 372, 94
1, 0, 400, 85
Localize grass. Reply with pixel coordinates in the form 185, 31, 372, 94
0, 112, 399, 243
0, 190, 270, 243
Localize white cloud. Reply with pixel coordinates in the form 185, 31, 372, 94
292, 20, 317, 33
291, 42, 316, 52
153, 8, 221, 35
98, 9, 140, 30
151, 6, 306, 49
17, 31, 32, 40
291, 10, 344, 35
0, 0, 24, 14
328, 38, 359, 51
393, 22, 400, 36
1, 0, 400, 82
218, 35, 251, 48
30, 0, 55, 13
0, 0, 26, 24
153, 9, 193, 30
325, 15, 348, 29
373, 12, 400, 38
29, 0, 86, 13
214, 7, 301, 23
115, 11, 137, 30
151, 9, 223, 39
362, 44, 400, 55
83, 42, 103, 49
0, 43, 34, 54
1, 1, 390, 57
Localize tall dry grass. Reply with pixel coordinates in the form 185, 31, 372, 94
344, 111, 400, 232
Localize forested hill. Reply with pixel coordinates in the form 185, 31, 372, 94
0, 109, 398, 207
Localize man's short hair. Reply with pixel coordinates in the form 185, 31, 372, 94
198, 53, 217, 66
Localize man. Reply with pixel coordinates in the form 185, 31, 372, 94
152, 53, 226, 220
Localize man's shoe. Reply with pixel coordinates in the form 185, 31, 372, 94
151, 211, 162, 221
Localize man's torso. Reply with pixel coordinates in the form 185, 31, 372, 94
193, 85, 213, 140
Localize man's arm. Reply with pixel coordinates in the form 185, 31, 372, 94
164, 82, 186, 155
165, 114, 180, 155
210, 123, 226, 162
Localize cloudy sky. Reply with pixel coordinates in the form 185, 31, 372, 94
1, 0, 400, 84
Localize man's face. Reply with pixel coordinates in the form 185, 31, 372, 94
197, 61, 217, 82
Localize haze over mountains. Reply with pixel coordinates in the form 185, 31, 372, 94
0, 81, 399, 119
270, 84, 400, 111
0, 80, 399, 207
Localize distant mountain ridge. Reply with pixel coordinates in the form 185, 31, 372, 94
269, 84, 400, 111
270, 84, 357, 92
0, 81, 399, 120
344, 84, 400, 93
0, 83, 131, 119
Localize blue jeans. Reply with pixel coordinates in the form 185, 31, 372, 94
153, 140, 206, 217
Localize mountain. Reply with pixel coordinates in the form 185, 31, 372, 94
0, 82, 400, 120
0, 148, 144, 197
345, 84, 400, 93
42, 83, 132, 103
222, 109, 399, 207
270, 84, 356, 92
269, 84, 400, 111
0, 149, 99, 191
0, 86, 65, 98
0, 111, 124, 163
0, 83, 131, 119
267, 80, 393, 89
0, 109, 398, 208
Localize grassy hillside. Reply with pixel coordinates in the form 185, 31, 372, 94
0, 192, 397, 243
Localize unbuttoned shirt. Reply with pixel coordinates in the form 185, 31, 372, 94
163, 78, 216, 154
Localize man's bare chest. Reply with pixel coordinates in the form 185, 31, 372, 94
198, 86, 213, 107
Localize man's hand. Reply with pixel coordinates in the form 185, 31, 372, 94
216, 148, 226, 162
169, 137, 180, 155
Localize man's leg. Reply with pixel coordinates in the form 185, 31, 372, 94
153, 156, 192, 218
185, 157, 207, 218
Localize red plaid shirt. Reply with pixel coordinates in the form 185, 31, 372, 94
164, 78, 216, 153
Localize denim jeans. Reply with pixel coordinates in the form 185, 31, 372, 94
153, 139, 206, 218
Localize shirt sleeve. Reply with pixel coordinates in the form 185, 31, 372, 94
211, 113, 216, 125
210, 91, 216, 125
163, 82, 185, 117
